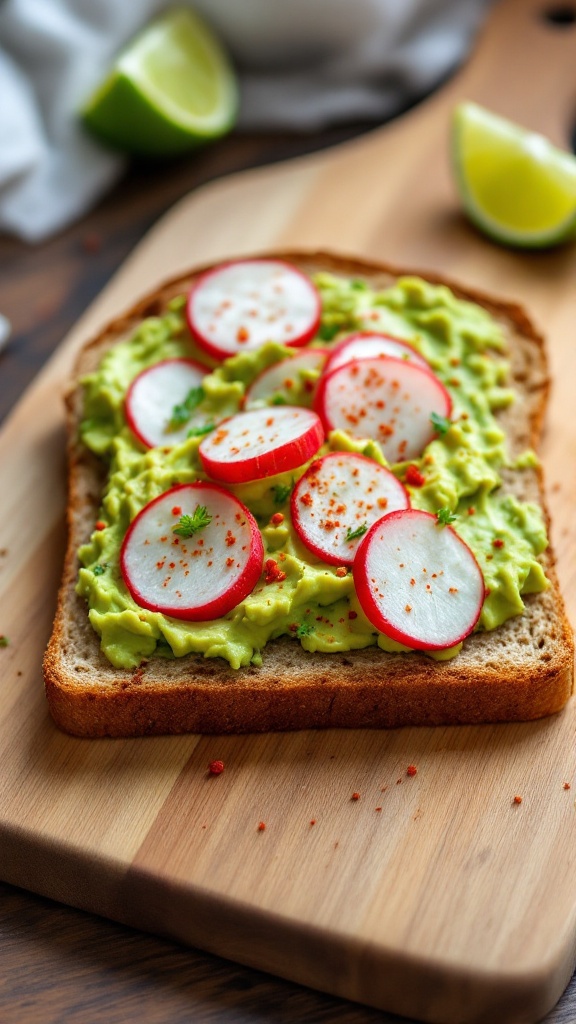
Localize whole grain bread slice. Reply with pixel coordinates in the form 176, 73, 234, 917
44, 251, 574, 737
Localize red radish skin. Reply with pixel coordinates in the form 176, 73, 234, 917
120, 483, 263, 621
291, 452, 409, 566
244, 349, 328, 410
324, 332, 429, 375
315, 356, 452, 464
125, 358, 210, 449
186, 259, 322, 361
199, 406, 324, 484
353, 509, 485, 650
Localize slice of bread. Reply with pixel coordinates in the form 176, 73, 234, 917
44, 251, 574, 737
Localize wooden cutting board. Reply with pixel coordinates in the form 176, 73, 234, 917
1, 1, 576, 1021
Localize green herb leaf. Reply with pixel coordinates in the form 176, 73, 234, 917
169, 386, 204, 430
271, 483, 292, 506
436, 507, 456, 526
318, 322, 341, 342
93, 564, 107, 576
0, 635, 9, 648
270, 394, 287, 405
172, 505, 212, 538
296, 622, 314, 638
430, 411, 451, 435
345, 522, 368, 542
186, 422, 215, 438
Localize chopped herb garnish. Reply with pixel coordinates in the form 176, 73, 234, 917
318, 322, 341, 342
270, 394, 287, 405
345, 522, 368, 542
436, 507, 457, 526
351, 279, 367, 291
187, 422, 215, 438
172, 505, 212, 537
430, 411, 451, 434
272, 483, 292, 506
296, 622, 314, 638
169, 386, 204, 429
93, 564, 107, 576
0, 635, 8, 647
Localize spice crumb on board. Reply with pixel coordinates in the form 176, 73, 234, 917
513, 795, 523, 805
257, 821, 266, 832
351, 792, 360, 801
208, 759, 225, 775
564, 782, 571, 790
375, 806, 382, 813
309, 819, 317, 827
407, 764, 418, 777
0, 636, 9, 648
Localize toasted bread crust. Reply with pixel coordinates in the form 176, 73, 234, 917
44, 251, 574, 736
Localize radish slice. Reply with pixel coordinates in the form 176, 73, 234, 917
186, 259, 322, 361
291, 452, 409, 566
324, 332, 429, 375
120, 483, 263, 621
354, 509, 485, 650
199, 406, 324, 484
315, 356, 451, 464
244, 349, 328, 410
125, 358, 211, 449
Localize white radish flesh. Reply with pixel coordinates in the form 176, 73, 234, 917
244, 348, 328, 409
291, 452, 409, 565
125, 358, 211, 449
325, 332, 429, 374
187, 259, 321, 360
353, 509, 485, 649
315, 356, 451, 464
199, 406, 324, 484
120, 483, 263, 620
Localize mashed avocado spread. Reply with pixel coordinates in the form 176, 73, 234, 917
77, 273, 548, 670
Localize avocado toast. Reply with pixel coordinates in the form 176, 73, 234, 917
44, 251, 574, 736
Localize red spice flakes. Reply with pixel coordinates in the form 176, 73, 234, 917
208, 760, 225, 776
335, 567, 347, 578
309, 819, 317, 827
270, 512, 284, 525
512, 795, 523, 805
300, 491, 313, 507
264, 558, 286, 584
95, 519, 107, 530
237, 326, 250, 343
225, 531, 236, 547
257, 821, 266, 832
493, 538, 505, 549
348, 610, 357, 620
407, 765, 417, 777
467, 507, 476, 516
375, 806, 382, 813
405, 604, 412, 613
564, 782, 571, 790
172, 506, 182, 516
405, 464, 425, 487
226, 557, 234, 567
351, 792, 360, 801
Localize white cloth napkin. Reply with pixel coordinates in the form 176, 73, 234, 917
0, 0, 491, 243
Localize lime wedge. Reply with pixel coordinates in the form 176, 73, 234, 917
82, 9, 238, 157
452, 102, 576, 248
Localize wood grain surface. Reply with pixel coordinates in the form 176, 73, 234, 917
2, 2, 576, 1022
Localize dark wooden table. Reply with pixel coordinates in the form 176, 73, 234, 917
0, 126, 574, 1024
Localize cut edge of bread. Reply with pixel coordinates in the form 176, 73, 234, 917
44, 250, 575, 737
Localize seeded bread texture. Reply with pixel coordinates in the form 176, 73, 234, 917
44, 251, 574, 737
